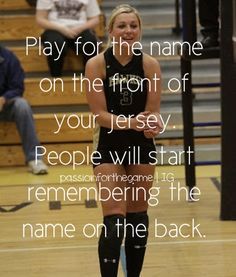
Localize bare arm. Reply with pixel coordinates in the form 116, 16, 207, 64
143, 54, 163, 137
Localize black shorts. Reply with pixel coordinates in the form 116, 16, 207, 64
92, 145, 155, 168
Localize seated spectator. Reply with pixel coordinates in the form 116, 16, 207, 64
0, 45, 48, 175
199, 0, 219, 48
36, 0, 101, 77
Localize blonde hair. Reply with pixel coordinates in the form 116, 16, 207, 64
106, 4, 142, 46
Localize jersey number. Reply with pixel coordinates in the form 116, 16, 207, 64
120, 90, 132, 106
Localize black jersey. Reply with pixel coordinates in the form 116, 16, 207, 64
93, 47, 155, 151
103, 47, 147, 117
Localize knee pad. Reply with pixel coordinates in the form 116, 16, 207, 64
99, 214, 125, 262
125, 211, 149, 248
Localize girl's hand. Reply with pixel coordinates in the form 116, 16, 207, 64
143, 112, 163, 138
60, 26, 77, 39
130, 111, 151, 131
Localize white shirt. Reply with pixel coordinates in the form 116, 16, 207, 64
36, 0, 101, 27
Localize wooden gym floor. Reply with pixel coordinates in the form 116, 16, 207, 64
0, 164, 235, 277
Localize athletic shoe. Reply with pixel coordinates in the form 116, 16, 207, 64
28, 160, 48, 175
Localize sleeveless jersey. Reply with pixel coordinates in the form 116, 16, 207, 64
93, 47, 155, 151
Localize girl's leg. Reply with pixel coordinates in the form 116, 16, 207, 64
94, 164, 127, 277
124, 164, 155, 277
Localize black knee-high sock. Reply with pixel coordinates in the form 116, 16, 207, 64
98, 214, 125, 277
125, 211, 149, 277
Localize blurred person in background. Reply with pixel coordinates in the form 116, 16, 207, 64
36, 0, 101, 76
0, 45, 48, 174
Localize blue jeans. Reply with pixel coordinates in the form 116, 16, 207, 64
0, 97, 40, 162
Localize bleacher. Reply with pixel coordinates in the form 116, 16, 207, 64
0, 0, 221, 166
0, 0, 104, 166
